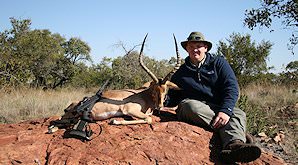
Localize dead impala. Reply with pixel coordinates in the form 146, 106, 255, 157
49, 34, 182, 134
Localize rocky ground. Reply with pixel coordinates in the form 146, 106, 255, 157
0, 110, 288, 165
254, 130, 297, 165
253, 103, 298, 165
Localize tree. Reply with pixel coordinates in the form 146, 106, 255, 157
107, 41, 177, 89
285, 60, 298, 84
69, 57, 116, 88
20, 29, 66, 88
285, 60, 298, 72
62, 37, 91, 64
0, 18, 33, 86
217, 33, 273, 86
56, 37, 92, 89
110, 51, 173, 89
0, 18, 92, 89
277, 60, 298, 85
244, 0, 298, 54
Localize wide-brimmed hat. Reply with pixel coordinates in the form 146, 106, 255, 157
181, 32, 212, 51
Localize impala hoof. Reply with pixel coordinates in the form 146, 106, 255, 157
48, 125, 59, 133
110, 119, 121, 125
146, 117, 152, 124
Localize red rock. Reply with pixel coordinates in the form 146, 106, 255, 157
0, 113, 286, 165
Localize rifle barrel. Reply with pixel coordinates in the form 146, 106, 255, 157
96, 79, 110, 95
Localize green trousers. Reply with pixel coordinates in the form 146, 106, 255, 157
176, 99, 247, 148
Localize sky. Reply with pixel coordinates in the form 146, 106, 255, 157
1, 0, 297, 73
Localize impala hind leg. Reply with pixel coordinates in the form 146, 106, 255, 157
110, 117, 152, 125
110, 107, 152, 125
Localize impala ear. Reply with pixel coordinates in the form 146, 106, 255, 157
165, 81, 181, 90
142, 81, 152, 88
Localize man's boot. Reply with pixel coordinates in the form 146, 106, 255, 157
220, 138, 261, 163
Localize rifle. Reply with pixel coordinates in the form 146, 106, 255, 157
69, 79, 110, 141
75, 79, 110, 122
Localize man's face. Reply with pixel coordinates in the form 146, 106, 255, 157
186, 41, 208, 64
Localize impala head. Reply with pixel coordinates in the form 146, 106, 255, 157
60, 101, 80, 122
139, 34, 182, 110
48, 102, 80, 132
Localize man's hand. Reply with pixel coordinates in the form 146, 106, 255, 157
212, 112, 230, 129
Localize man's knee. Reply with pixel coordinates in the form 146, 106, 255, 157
178, 99, 208, 114
233, 107, 246, 119
230, 107, 247, 132
176, 99, 215, 127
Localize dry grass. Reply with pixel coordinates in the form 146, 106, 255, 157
1, 84, 296, 125
242, 84, 297, 110
0, 87, 95, 123
240, 84, 297, 134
